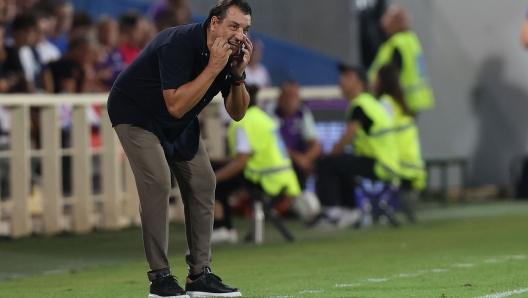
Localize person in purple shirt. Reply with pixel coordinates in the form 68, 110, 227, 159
95, 17, 124, 90
148, 0, 192, 27
265, 80, 322, 190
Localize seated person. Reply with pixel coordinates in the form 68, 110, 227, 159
264, 80, 322, 190
374, 64, 426, 190
0, 23, 27, 93
118, 12, 147, 66
95, 17, 125, 91
310, 63, 399, 229
212, 85, 301, 243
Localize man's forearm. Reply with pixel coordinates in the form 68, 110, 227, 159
163, 67, 218, 118
304, 139, 322, 161
225, 84, 249, 121
215, 154, 249, 183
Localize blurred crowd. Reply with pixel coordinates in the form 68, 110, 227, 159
0, 0, 192, 96
0, 0, 193, 198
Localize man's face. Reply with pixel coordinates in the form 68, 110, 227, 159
74, 42, 98, 65
339, 70, 361, 98
278, 82, 301, 116
98, 20, 119, 47
211, 6, 251, 54
56, 3, 73, 33
380, 6, 409, 36
37, 16, 55, 37
26, 25, 38, 46
13, 26, 37, 47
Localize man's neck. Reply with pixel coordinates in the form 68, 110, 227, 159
348, 89, 364, 102
387, 28, 409, 37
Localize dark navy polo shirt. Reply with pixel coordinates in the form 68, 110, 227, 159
107, 22, 231, 160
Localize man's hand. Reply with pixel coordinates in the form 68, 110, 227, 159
290, 151, 314, 175
208, 37, 232, 74
231, 37, 253, 77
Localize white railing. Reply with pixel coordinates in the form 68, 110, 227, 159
0, 87, 341, 239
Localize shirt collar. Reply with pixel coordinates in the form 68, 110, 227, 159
198, 21, 209, 57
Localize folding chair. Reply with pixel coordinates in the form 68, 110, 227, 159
396, 180, 417, 223
244, 183, 295, 244
354, 176, 400, 228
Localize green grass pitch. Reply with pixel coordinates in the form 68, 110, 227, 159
0, 201, 527, 297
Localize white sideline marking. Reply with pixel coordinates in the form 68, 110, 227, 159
452, 263, 476, 268
475, 287, 528, 298
299, 290, 324, 294
483, 255, 526, 264
335, 283, 362, 287
484, 259, 500, 263
506, 255, 526, 260
328, 255, 527, 293
367, 278, 389, 282
43, 269, 71, 275
397, 273, 421, 278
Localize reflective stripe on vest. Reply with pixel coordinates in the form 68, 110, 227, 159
245, 165, 293, 177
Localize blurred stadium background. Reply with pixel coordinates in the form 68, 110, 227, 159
1, 0, 528, 297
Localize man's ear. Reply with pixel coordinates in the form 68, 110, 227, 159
210, 16, 219, 31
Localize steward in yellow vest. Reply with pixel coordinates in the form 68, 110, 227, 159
226, 107, 301, 198
212, 85, 301, 242
368, 5, 434, 113
374, 65, 426, 190
309, 63, 399, 229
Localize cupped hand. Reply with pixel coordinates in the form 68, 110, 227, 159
231, 37, 253, 77
208, 37, 232, 74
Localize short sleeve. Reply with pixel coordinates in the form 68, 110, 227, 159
234, 127, 252, 154
300, 106, 318, 141
349, 106, 373, 134
19, 47, 36, 82
157, 42, 194, 90
391, 48, 403, 69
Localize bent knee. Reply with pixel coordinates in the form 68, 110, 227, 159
198, 169, 216, 194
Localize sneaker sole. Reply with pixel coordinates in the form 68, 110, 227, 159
186, 291, 242, 297
148, 294, 190, 298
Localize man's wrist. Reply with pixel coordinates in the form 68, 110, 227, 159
231, 71, 245, 80
231, 71, 246, 86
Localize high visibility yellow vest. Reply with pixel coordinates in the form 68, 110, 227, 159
227, 106, 301, 197
381, 94, 426, 190
346, 93, 400, 182
368, 31, 435, 112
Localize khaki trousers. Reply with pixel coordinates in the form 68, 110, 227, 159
115, 124, 215, 281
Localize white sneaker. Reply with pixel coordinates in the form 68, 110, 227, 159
307, 214, 339, 231
228, 229, 238, 243
337, 209, 362, 229
211, 227, 238, 244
